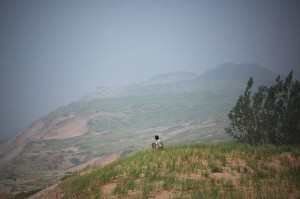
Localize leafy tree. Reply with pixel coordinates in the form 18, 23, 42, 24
225, 71, 300, 145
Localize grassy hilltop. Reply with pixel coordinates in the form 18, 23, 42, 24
30, 142, 300, 199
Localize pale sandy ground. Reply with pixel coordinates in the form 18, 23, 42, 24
28, 151, 123, 199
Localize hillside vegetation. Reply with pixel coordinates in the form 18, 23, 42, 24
30, 143, 300, 199
226, 71, 300, 146
0, 64, 279, 196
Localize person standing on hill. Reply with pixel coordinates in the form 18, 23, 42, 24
152, 135, 163, 150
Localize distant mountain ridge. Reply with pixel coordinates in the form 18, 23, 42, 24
80, 71, 197, 101
141, 71, 197, 85
198, 63, 276, 84
80, 63, 276, 101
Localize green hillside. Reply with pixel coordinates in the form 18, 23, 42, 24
32, 142, 300, 199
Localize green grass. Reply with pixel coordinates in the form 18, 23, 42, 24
58, 142, 300, 198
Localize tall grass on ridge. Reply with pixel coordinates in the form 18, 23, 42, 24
59, 142, 300, 198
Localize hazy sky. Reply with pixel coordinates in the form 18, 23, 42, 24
0, 0, 300, 139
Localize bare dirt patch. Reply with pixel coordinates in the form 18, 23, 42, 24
153, 190, 174, 199
268, 152, 300, 171
41, 116, 90, 140
66, 151, 123, 172
102, 182, 117, 196
211, 171, 240, 180
225, 154, 247, 167
28, 184, 62, 199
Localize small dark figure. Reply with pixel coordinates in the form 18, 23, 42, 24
151, 142, 156, 149
152, 135, 163, 150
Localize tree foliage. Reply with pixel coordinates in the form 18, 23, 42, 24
225, 71, 300, 145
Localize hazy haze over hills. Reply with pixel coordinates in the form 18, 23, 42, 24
0, 63, 276, 166
0, 0, 299, 140
0, 63, 291, 194
142, 71, 197, 85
